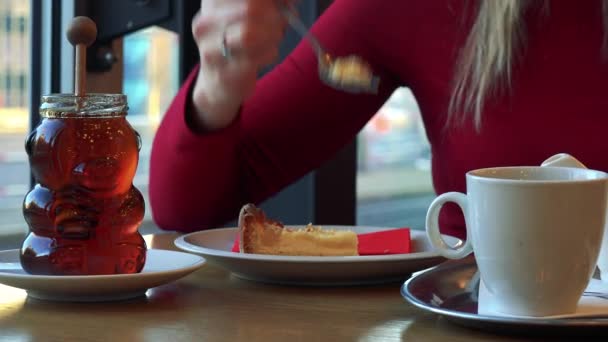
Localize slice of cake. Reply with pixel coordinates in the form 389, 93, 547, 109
238, 203, 358, 256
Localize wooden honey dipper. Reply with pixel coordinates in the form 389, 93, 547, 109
66, 16, 97, 96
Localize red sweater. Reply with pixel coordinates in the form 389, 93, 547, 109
149, 0, 608, 239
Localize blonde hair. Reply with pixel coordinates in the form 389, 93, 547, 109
448, 0, 608, 130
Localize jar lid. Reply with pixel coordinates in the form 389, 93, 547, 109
40, 93, 128, 118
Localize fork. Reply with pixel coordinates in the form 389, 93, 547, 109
276, 2, 379, 94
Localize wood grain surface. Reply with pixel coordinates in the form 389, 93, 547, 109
0, 233, 581, 341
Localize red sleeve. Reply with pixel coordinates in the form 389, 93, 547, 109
149, 0, 399, 232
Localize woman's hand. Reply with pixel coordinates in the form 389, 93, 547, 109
191, 0, 288, 131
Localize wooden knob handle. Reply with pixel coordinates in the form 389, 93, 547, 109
67, 16, 97, 97
67, 16, 97, 47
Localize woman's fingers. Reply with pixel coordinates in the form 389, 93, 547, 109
189, 0, 291, 130
195, 0, 286, 67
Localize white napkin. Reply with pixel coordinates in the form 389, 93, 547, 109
478, 278, 608, 319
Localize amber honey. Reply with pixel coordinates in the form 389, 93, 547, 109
20, 94, 146, 275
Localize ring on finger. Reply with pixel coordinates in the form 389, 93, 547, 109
220, 27, 231, 60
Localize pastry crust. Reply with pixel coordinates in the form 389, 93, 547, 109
238, 203, 358, 256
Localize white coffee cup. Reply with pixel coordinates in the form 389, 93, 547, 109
541, 153, 608, 282
426, 155, 608, 317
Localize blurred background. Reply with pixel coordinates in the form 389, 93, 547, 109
0, 0, 434, 240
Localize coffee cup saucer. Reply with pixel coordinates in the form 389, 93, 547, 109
401, 256, 608, 336
477, 277, 608, 319
0, 249, 205, 302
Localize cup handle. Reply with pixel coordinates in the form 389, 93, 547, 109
541, 153, 587, 169
426, 192, 472, 259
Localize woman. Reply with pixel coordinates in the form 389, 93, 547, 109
149, 0, 608, 239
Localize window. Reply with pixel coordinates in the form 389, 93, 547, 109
0, 0, 30, 241
0, 5, 180, 241
123, 26, 179, 231
1, 1, 433, 242
356, 88, 434, 230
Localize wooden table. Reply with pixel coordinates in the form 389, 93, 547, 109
0, 233, 580, 341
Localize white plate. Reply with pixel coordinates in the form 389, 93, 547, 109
174, 226, 461, 286
0, 249, 205, 302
